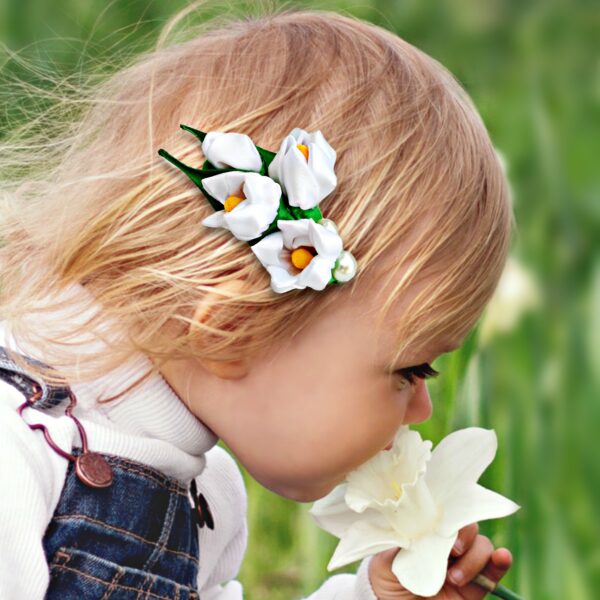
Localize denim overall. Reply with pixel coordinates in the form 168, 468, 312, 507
0, 347, 211, 600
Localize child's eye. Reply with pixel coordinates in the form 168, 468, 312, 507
393, 363, 440, 386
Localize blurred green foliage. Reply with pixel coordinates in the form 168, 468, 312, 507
1, 1, 598, 599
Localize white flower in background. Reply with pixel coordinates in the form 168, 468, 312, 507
201, 131, 263, 171
267, 128, 337, 210
479, 256, 541, 346
494, 147, 508, 177
494, 146, 516, 213
201, 171, 282, 242
309, 425, 521, 598
250, 218, 354, 294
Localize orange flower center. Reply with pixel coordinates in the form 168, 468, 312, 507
296, 144, 309, 161
224, 194, 246, 212
290, 246, 316, 270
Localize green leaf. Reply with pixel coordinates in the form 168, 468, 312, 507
158, 147, 266, 212
180, 123, 207, 143
157, 148, 225, 211
245, 196, 326, 247
256, 145, 277, 170
288, 205, 323, 222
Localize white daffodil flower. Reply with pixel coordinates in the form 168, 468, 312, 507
309, 425, 521, 598
250, 218, 344, 294
201, 171, 282, 242
267, 128, 337, 210
479, 256, 541, 346
201, 131, 263, 171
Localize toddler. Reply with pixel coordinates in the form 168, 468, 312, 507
0, 5, 514, 599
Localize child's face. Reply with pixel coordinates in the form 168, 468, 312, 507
157, 267, 462, 504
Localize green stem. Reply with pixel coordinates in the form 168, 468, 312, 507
473, 574, 524, 599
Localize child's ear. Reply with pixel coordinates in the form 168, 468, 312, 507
202, 357, 249, 380
190, 279, 251, 381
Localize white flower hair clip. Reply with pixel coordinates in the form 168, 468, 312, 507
158, 124, 358, 294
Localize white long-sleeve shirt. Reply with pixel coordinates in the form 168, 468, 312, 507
0, 283, 377, 600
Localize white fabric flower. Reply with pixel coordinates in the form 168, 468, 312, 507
250, 218, 343, 293
267, 128, 337, 210
201, 131, 263, 171
201, 171, 281, 242
309, 425, 521, 597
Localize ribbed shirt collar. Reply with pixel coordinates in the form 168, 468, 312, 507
0, 282, 219, 469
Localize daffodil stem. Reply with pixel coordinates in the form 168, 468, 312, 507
490, 584, 523, 599
473, 574, 524, 599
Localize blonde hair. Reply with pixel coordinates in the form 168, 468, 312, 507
0, 1, 513, 400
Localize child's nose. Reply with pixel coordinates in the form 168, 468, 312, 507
404, 378, 433, 425
384, 379, 433, 450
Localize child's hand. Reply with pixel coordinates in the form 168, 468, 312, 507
368, 523, 513, 599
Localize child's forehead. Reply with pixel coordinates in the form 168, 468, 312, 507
360, 277, 467, 365
388, 332, 464, 367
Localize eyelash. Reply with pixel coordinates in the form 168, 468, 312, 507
393, 363, 440, 385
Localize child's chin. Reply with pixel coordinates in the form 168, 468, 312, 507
284, 480, 341, 503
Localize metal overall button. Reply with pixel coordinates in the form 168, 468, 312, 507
190, 478, 214, 530
17, 384, 113, 488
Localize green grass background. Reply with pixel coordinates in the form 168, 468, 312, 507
1, 1, 597, 598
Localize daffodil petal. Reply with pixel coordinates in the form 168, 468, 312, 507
344, 450, 411, 513
309, 484, 363, 538
344, 427, 432, 513
436, 482, 521, 537
425, 427, 497, 504
345, 453, 399, 513
328, 517, 407, 571
386, 477, 440, 539
391, 531, 457, 597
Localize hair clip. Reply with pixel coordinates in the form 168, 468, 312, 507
158, 125, 358, 294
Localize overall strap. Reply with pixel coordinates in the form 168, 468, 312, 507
0, 346, 72, 409
1, 345, 114, 488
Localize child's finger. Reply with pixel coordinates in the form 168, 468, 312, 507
450, 522, 479, 557
446, 534, 494, 587
456, 547, 513, 600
